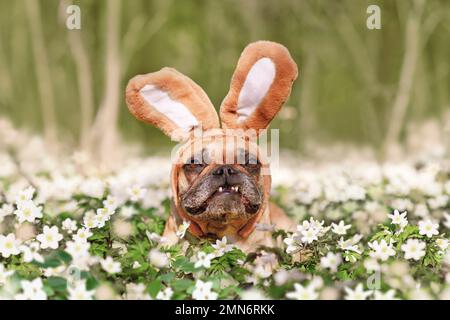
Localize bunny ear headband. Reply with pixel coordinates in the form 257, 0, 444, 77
125, 41, 298, 141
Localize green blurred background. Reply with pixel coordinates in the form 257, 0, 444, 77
0, 0, 449, 158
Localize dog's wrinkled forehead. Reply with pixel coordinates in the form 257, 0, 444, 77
175, 133, 264, 166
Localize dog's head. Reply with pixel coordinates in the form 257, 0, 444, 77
125, 41, 297, 239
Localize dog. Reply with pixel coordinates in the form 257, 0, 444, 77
125, 41, 298, 252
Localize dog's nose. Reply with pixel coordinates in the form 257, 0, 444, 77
213, 165, 236, 177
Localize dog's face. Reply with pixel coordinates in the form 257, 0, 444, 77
174, 136, 268, 237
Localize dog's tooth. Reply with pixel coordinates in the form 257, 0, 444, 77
236, 186, 239, 192
219, 187, 223, 192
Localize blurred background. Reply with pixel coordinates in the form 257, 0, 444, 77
0, 0, 449, 164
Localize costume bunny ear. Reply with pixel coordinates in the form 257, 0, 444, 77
220, 41, 298, 132
126, 67, 219, 141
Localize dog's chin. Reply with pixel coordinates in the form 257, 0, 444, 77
183, 192, 260, 223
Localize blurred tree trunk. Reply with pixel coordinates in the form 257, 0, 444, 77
59, 0, 95, 153
88, 0, 122, 166
382, 0, 425, 159
298, 54, 317, 147
25, 0, 58, 153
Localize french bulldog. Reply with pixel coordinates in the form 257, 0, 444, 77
125, 41, 298, 252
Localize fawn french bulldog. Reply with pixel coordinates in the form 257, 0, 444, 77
125, 41, 297, 252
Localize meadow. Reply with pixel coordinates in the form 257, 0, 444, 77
0, 118, 449, 300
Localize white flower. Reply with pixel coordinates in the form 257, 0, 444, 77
331, 220, 351, 235
0, 233, 21, 258
83, 211, 99, 229
283, 234, 302, 254
100, 256, 122, 274
42, 265, 66, 278
286, 283, 319, 300
338, 234, 363, 254
20, 242, 44, 263
176, 220, 191, 239
194, 251, 215, 269
0, 264, 14, 286
241, 288, 269, 300
211, 236, 234, 257
103, 195, 119, 211
252, 260, 272, 279
344, 283, 372, 300
62, 218, 78, 234
192, 280, 218, 300
373, 289, 397, 300
120, 206, 136, 219
401, 239, 426, 261
125, 283, 151, 300
428, 195, 449, 210
95, 207, 114, 228
300, 228, 319, 244
79, 178, 105, 198
15, 278, 47, 300
132, 261, 141, 269
418, 220, 439, 238
388, 209, 408, 229
346, 184, 366, 201
72, 228, 93, 243
368, 239, 396, 261
295, 217, 329, 244
15, 186, 35, 205
320, 252, 342, 272
0, 203, 14, 216
65, 241, 90, 259
14, 200, 43, 223
36, 225, 63, 249
68, 280, 95, 300
127, 185, 147, 202
156, 287, 174, 300
145, 231, 167, 244
299, 217, 330, 236
436, 238, 448, 251
364, 258, 381, 273
391, 198, 413, 211
148, 249, 169, 268
414, 204, 429, 218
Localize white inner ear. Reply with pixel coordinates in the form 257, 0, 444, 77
236, 57, 276, 122
140, 84, 199, 132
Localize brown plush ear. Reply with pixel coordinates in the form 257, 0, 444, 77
220, 41, 298, 132
126, 67, 219, 141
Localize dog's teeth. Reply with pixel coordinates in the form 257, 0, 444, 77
236, 186, 239, 192
219, 187, 223, 192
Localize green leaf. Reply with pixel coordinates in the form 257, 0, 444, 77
336, 270, 351, 280
172, 257, 196, 273
56, 251, 73, 264
46, 276, 67, 292
172, 279, 193, 292
32, 250, 73, 268
159, 272, 175, 283
148, 279, 163, 298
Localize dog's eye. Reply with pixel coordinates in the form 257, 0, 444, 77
183, 158, 205, 174
243, 155, 261, 175
244, 162, 260, 174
